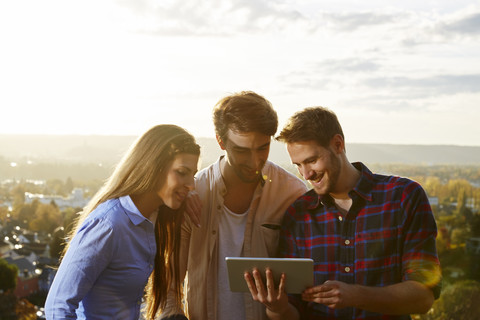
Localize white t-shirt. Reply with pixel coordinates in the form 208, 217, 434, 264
217, 205, 249, 320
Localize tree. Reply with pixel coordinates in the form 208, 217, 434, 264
0, 258, 18, 292
451, 227, 469, 246
470, 213, 480, 237
418, 280, 480, 320
14, 201, 36, 228
29, 202, 62, 234
65, 176, 74, 194
10, 184, 25, 208
50, 226, 66, 260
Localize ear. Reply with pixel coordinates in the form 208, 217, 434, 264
216, 135, 226, 150
330, 134, 345, 154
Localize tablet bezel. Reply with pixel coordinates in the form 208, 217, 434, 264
225, 257, 314, 294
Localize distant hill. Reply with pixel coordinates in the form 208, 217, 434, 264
1, 134, 480, 167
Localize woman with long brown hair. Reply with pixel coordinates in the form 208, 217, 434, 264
45, 124, 200, 319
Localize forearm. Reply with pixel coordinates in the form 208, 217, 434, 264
352, 280, 434, 315
266, 303, 300, 320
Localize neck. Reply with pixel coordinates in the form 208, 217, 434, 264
329, 160, 361, 200
130, 192, 162, 220
220, 157, 260, 191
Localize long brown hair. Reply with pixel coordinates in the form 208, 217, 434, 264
63, 124, 200, 319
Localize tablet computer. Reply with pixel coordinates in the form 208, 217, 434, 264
225, 257, 314, 294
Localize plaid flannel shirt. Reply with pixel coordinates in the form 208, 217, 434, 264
280, 162, 441, 320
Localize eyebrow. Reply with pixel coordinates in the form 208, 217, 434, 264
177, 165, 197, 174
230, 141, 271, 150
292, 155, 317, 166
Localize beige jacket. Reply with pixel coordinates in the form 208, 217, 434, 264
160, 158, 307, 320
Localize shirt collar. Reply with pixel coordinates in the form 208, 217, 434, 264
119, 195, 152, 226
350, 162, 374, 202
307, 161, 374, 210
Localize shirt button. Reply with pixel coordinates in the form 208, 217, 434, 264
345, 267, 351, 273
339, 216, 343, 221
345, 240, 350, 245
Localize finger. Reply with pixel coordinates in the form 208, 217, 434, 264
252, 268, 267, 297
265, 268, 276, 298
185, 202, 200, 227
186, 191, 202, 227
244, 272, 259, 297
277, 272, 286, 298
303, 283, 330, 295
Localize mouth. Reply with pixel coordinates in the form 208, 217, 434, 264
309, 172, 325, 186
242, 167, 260, 176
175, 191, 187, 202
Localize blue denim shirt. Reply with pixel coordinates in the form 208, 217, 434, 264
45, 196, 156, 319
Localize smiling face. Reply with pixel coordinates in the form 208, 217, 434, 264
219, 129, 271, 183
156, 153, 199, 210
287, 140, 341, 196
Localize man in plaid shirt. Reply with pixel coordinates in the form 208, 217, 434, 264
244, 107, 441, 319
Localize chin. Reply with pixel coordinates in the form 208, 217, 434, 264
170, 203, 182, 210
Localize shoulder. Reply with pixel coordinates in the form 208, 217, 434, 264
372, 172, 424, 194
368, 172, 429, 211
290, 188, 318, 208
84, 198, 127, 230
285, 189, 318, 216
263, 161, 306, 187
195, 162, 219, 194
196, 163, 216, 181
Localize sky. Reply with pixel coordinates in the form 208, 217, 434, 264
1, 0, 479, 146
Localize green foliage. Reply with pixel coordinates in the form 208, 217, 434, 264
29, 202, 62, 234
418, 280, 480, 320
49, 227, 66, 260
0, 258, 18, 292
471, 214, 480, 237
0, 292, 17, 319
10, 184, 26, 207
451, 228, 469, 246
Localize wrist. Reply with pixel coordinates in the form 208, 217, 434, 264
266, 303, 290, 316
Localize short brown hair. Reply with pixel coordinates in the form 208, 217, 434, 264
213, 91, 278, 142
276, 107, 344, 148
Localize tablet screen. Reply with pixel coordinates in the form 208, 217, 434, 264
225, 257, 314, 294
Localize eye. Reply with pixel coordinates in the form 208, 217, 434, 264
176, 169, 187, 176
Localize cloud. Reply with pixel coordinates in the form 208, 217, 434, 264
115, 0, 314, 36
364, 74, 480, 96
320, 11, 407, 31
276, 57, 381, 91
316, 58, 381, 73
402, 10, 480, 46
438, 12, 480, 36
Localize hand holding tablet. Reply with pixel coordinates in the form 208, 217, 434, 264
225, 257, 314, 294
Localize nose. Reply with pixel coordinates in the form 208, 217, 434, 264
249, 151, 264, 170
185, 175, 195, 191
299, 165, 314, 180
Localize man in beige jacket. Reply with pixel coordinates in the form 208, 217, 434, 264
159, 91, 307, 320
